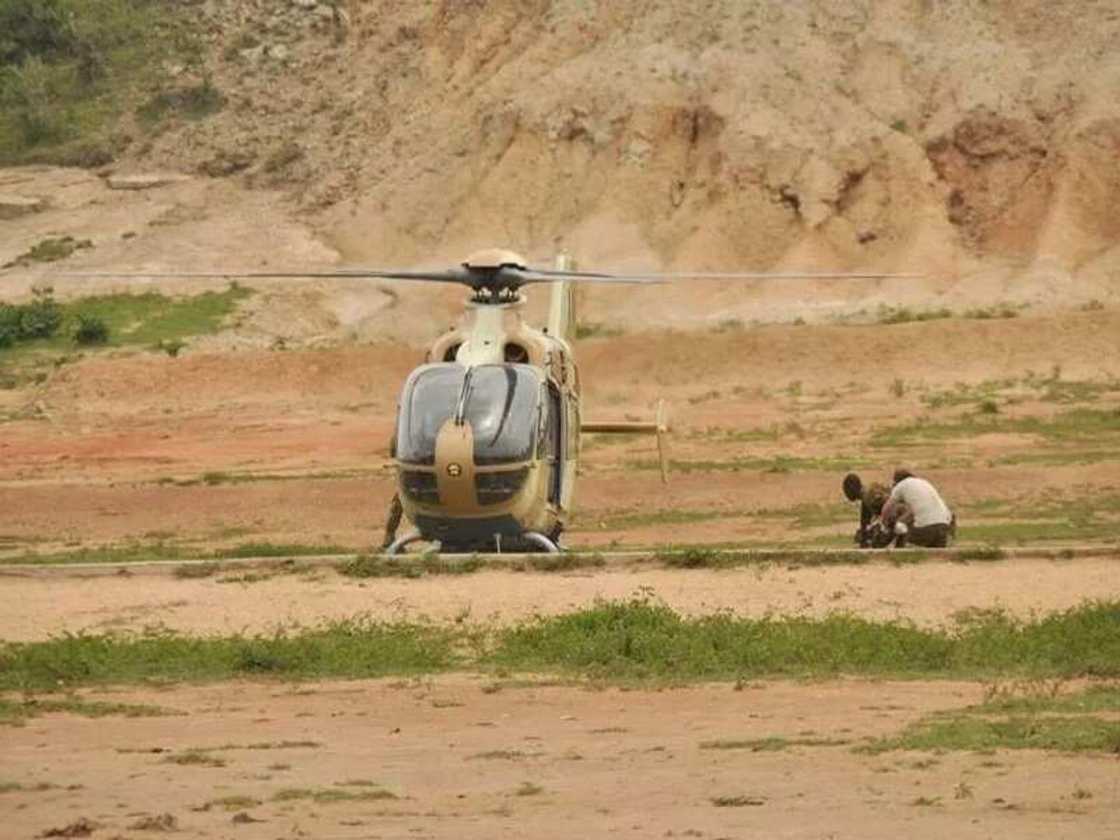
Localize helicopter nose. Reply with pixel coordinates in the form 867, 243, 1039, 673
434, 421, 475, 509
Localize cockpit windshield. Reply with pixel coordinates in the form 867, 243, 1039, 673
396, 364, 542, 466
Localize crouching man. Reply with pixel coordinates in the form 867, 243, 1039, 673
842, 472, 891, 548
881, 469, 956, 548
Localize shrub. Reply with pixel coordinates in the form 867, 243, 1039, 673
73, 313, 109, 345
0, 287, 65, 348
0, 0, 202, 165
0, 0, 78, 66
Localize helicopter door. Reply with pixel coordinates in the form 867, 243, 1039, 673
544, 383, 564, 504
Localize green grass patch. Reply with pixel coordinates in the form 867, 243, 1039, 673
584, 509, 734, 531
650, 546, 884, 569
3, 540, 352, 567
870, 408, 1120, 448
486, 599, 1120, 682
1037, 378, 1120, 404
954, 546, 1006, 561
0, 286, 253, 363
963, 305, 1020, 320
199, 795, 261, 812
163, 468, 376, 487
863, 682, 1120, 753
991, 449, 1120, 467
0, 694, 174, 726
0, 620, 459, 691
5, 542, 188, 566
960, 520, 1118, 544
341, 554, 484, 578
979, 682, 1120, 715
875, 306, 953, 325
0, 0, 208, 165
339, 552, 605, 578
711, 794, 766, 807
0, 781, 58, 793
135, 79, 223, 126
224, 542, 347, 559
628, 454, 871, 474
3, 601, 1118, 690
272, 787, 396, 804
864, 715, 1120, 753
163, 750, 225, 767
687, 425, 783, 444
63, 286, 252, 348
5, 236, 92, 267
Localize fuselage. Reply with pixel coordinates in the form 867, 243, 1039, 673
391, 294, 580, 550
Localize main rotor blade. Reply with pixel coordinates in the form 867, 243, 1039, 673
60, 268, 473, 283
527, 268, 920, 281
512, 270, 665, 285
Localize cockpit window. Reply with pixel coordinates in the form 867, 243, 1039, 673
396, 364, 542, 466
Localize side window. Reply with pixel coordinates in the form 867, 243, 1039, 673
546, 384, 563, 504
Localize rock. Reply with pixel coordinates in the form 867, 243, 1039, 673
105, 174, 191, 191
38, 818, 99, 838
199, 151, 256, 177
128, 813, 178, 831
0, 194, 47, 219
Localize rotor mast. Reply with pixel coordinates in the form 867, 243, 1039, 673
547, 253, 577, 344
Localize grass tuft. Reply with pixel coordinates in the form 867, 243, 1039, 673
272, 786, 396, 803
0, 694, 174, 726
711, 794, 766, 807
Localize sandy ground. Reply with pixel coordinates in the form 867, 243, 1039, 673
1, 558, 1119, 642
3, 677, 1118, 840
3, 139, 1120, 838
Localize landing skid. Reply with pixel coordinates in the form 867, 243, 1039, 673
520, 531, 560, 554
384, 530, 561, 556
384, 531, 423, 556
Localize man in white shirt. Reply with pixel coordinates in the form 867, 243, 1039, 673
881, 469, 955, 548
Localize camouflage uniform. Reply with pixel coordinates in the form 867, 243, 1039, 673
857, 482, 890, 548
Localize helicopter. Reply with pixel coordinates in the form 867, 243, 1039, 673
67, 250, 910, 555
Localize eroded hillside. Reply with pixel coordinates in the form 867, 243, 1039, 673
116, 1, 1119, 285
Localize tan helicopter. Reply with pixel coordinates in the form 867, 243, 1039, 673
69, 251, 907, 555
385, 248, 669, 555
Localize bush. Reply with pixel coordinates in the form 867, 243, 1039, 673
0, 304, 20, 347
17, 289, 63, 339
73, 313, 109, 345
0, 287, 63, 348
0, 0, 201, 164
0, 0, 77, 66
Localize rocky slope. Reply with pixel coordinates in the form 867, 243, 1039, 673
126, 2, 1119, 283
5, 0, 1119, 334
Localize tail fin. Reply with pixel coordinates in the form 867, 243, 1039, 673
547, 253, 576, 343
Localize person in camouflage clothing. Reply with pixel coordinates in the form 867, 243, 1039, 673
842, 472, 891, 548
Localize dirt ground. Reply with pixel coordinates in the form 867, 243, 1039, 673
2, 558, 1120, 643
4, 677, 1118, 840
4, 4, 1120, 829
